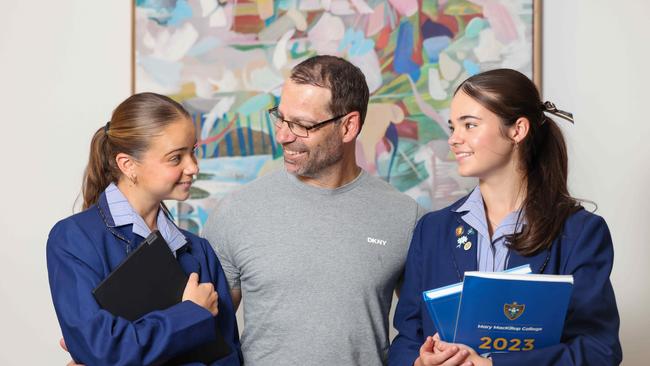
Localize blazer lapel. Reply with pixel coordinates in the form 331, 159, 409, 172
97, 192, 137, 251
450, 216, 478, 280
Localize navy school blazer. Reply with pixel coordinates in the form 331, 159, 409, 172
46, 192, 242, 366
388, 197, 622, 366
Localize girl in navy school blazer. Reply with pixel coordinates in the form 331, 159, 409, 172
46, 93, 241, 365
388, 69, 622, 366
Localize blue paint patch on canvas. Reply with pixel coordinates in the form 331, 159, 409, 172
167, 0, 192, 26
235, 117, 248, 156
277, 0, 296, 11
339, 29, 375, 56
385, 122, 399, 181
423, 36, 451, 63
465, 18, 487, 38
246, 117, 255, 155
137, 0, 174, 8
237, 94, 273, 116
421, 20, 454, 39
463, 59, 480, 76
137, 0, 178, 26
225, 134, 234, 156
394, 21, 420, 81
264, 113, 278, 157
197, 206, 209, 225
416, 196, 432, 211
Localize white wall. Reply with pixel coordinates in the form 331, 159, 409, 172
0, 1, 131, 364
0, 0, 647, 364
543, 0, 650, 363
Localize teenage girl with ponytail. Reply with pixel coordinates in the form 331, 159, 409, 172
46, 93, 241, 365
388, 69, 622, 366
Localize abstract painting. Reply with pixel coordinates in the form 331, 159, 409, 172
133, 0, 540, 233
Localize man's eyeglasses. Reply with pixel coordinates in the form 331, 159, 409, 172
268, 107, 347, 138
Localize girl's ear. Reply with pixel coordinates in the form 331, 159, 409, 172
115, 153, 136, 177
510, 117, 530, 144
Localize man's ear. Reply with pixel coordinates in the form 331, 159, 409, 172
510, 117, 530, 144
341, 111, 361, 143
115, 152, 137, 178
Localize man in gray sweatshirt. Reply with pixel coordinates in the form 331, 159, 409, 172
203, 55, 426, 366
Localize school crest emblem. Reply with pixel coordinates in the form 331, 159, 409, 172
504, 302, 525, 320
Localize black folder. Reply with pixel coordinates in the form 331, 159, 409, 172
92, 230, 231, 365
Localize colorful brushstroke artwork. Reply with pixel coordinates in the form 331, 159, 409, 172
134, 0, 536, 233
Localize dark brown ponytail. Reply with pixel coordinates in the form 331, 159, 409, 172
456, 69, 579, 256
81, 92, 190, 210
82, 125, 117, 210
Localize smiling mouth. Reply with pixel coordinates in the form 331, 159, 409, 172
455, 152, 473, 159
284, 149, 306, 157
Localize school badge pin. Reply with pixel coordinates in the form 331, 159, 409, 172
455, 226, 464, 237
456, 236, 468, 249
504, 302, 525, 320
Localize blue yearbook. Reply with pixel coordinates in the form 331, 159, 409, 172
422, 265, 532, 341
454, 272, 573, 354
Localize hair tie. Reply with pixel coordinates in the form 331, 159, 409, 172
541, 101, 574, 124
104, 121, 111, 134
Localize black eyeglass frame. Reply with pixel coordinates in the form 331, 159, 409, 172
268, 106, 348, 137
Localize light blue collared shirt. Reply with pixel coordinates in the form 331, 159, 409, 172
105, 183, 187, 254
454, 187, 526, 271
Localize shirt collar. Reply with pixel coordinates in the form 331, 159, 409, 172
454, 186, 485, 215
104, 183, 187, 253
454, 186, 526, 241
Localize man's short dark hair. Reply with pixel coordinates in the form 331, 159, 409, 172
290, 55, 370, 129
